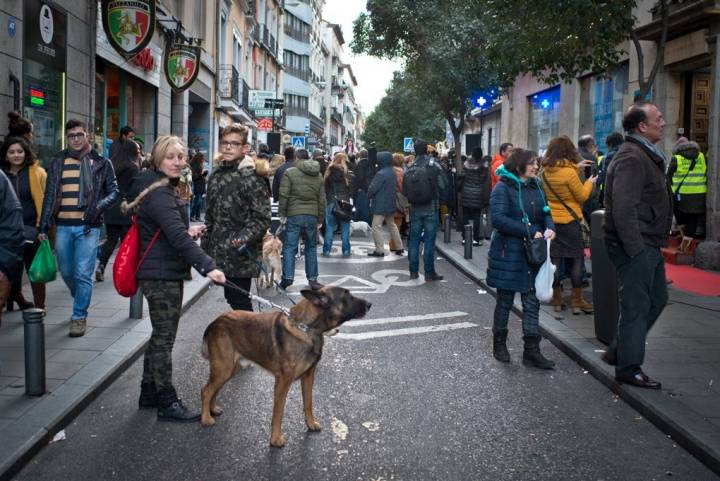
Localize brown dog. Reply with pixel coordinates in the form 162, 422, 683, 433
200, 287, 371, 447
258, 231, 282, 289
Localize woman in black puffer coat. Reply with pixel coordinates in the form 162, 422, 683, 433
457, 148, 491, 245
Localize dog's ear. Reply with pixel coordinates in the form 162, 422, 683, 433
300, 289, 329, 307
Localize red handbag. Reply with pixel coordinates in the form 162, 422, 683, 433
113, 216, 161, 297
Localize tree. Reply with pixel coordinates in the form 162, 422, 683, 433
361, 72, 445, 151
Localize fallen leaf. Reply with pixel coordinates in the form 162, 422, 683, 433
332, 417, 348, 442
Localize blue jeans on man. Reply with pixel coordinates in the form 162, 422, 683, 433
282, 215, 319, 283
408, 211, 438, 275
55, 225, 100, 321
323, 202, 351, 256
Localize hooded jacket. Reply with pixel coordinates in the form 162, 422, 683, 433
667, 140, 706, 214
324, 164, 351, 203
367, 152, 398, 215
457, 157, 491, 209
201, 155, 271, 278
486, 166, 554, 293
0, 170, 25, 278
278, 158, 325, 219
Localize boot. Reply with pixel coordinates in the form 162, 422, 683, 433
95, 263, 105, 282
7, 284, 33, 311
571, 288, 594, 315
492, 328, 511, 363
30, 282, 46, 316
0, 272, 11, 327
157, 387, 200, 423
522, 335, 555, 370
138, 382, 159, 409
551, 287, 565, 312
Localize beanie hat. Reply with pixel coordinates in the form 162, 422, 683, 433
675, 136, 689, 147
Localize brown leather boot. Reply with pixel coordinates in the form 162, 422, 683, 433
571, 287, 594, 315
551, 287, 565, 312
0, 271, 11, 326
30, 282, 46, 315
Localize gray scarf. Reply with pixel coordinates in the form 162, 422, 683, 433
627, 133, 667, 168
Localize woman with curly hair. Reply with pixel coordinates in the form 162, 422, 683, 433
322, 152, 352, 256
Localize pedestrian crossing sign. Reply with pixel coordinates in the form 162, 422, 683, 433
403, 137, 414, 152
292, 136, 306, 149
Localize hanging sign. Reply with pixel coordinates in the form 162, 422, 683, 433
101, 0, 156, 59
164, 43, 201, 92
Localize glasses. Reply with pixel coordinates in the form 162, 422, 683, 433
220, 141, 243, 149
67, 133, 86, 140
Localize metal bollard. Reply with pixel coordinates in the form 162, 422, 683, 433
129, 289, 144, 319
464, 225, 473, 259
443, 214, 451, 243
23, 308, 46, 396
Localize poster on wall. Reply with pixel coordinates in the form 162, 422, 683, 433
101, 0, 156, 59
164, 43, 200, 92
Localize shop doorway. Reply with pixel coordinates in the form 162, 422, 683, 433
683, 70, 711, 153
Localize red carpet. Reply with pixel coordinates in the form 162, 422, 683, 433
664, 263, 720, 296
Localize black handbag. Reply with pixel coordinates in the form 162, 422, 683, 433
525, 236, 548, 265
331, 183, 353, 222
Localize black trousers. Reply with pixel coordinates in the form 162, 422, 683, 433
98, 224, 130, 266
462, 207, 483, 242
223, 276, 253, 311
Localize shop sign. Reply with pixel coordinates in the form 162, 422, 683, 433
24, 1, 67, 71
164, 43, 201, 92
101, 0, 156, 59
249, 90, 275, 110
131, 47, 156, 72
257, 118, 273, 132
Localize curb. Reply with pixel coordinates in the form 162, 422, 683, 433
0, 279, 213, 481
436, 243, 720, 477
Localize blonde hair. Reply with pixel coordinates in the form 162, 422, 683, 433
324, 152, 349, 185
392, 153, 405, 168
150, 135, 186, 169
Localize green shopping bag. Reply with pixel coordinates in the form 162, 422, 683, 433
28, 239, 57, 283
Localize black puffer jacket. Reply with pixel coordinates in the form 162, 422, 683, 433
104, 158, 138, 225
324, 165, 351, 203
457, 158, 491, 209
126, 169, 217, 281
0, 170, 25, 278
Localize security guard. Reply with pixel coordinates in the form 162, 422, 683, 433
668, 137, 707, 237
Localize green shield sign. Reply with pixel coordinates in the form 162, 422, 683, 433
101, 0, 156, 59
164, 43, 201, 92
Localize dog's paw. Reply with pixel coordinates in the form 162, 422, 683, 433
269, 434, 286, 448
200, 416, 216, 427
210, 405, 224, 416
306, 418, 322, 431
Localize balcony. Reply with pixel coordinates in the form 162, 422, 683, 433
284, 24, 310, 43
309, 112, 324, 130
217, 65, 253, 120
285, 65, 310, 81
285, 105, 309, 117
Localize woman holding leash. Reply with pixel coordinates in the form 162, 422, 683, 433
125, 135, 225, 422
487, 149, 556, 369
322, 152, 352, 257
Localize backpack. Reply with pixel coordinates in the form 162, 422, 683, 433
402, 164, 436, 205
113, 216, 160, 297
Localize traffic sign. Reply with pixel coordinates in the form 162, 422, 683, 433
403, 137, 414, 152
291, 136, 306, 149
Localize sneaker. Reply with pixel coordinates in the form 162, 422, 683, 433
473, 240, 483, 246
367, 251, 385, 257
462, 239, 466, 245
95, 264, 105, 282
157, 399, 201, 423
425, 273, 444, 281
279, 279, 293, 290
69, 319, 87, 337
308, 280, 324, 290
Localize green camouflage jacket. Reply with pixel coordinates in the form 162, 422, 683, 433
201, 156, 271, 278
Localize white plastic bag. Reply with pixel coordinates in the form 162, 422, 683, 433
534, 239, 555, 302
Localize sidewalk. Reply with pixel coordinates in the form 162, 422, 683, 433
435, 232, 720, 476
0, 263, 212, 481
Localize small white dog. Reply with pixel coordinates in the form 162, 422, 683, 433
349, 220, 371, 237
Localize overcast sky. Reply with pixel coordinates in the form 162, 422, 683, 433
322, 0, 402, 116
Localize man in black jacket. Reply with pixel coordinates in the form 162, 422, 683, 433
0, 170, 25, 325
38, 119, 118, 337
271, 146, 295, 201
602, 102, 672, 389
353, 148, 375, 223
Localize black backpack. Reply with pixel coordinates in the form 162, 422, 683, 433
403, 163, 436, 205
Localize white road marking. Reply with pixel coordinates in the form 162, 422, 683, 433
344, 311, 468, 327
334, 322, 478, 340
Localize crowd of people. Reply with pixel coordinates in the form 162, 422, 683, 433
0, 99, 707, 423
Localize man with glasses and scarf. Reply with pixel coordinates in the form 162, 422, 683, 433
38, 119, 118, 337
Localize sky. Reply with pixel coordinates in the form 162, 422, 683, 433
322, 0, 403, 116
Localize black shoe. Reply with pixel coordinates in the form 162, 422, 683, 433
492, 328, 510, 363
95, 263, 105, 282
157, 400, 201, 422
308, 280, 324, 290
601, 350, 617, 366
367, 251, 385, 257
409, 272, 419, 280
138, 382, 158, 409
393, 249, 404, 255
616, 371, 662, 389
425, 273, 444, 281
279, 279, 293, 289
522, 335, 555, 370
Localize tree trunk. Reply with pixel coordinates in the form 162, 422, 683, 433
631, 0, 669, 100
444, 111, 464, 171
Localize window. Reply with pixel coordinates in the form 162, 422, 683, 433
283, 50, 310, 80
528, 86, 561, 155
283, 93, 309, 116
232, 29, 242, 73
579, 63, 629, 152
284, 11, 310, 42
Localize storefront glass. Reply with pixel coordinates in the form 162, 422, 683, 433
528, 86, 561, 155
23, 59, 65, 167
579, 64, 629, 152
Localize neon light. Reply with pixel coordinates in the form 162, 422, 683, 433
30, 97, 45, 106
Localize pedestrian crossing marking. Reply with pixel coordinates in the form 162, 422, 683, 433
344, 311, 468, 327
334, 322, 478, 340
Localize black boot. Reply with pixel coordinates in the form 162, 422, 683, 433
138, 382, 158, 409
492, 328, 511, 363
95, 263, 105, 282
522, 335, 555, 370
157, 387, 200, 423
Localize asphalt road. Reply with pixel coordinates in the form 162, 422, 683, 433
13, 239, 718, 481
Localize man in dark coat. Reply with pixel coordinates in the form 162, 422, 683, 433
271, 146, 295, 201
0, 170, 25, 325
602, 101, 673, 389
353, 148, 375, 223
367, 151, 403, 256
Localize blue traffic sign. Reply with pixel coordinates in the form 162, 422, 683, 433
403, 137, 414, 152
291, 136, 306, 149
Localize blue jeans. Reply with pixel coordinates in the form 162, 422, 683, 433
282, 215, 319, 282
408, 211, 438, 274
323, 202, 350, 255
55, 225, 100, 321
493, 288, 540, 336
190, 194, 203, 219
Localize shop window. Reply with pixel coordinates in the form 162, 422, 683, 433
528, 86, 561, 155
578, 64, 628, 152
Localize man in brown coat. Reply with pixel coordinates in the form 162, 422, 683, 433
602, 101, 673, 389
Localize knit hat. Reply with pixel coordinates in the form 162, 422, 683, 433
675, 136, 689, 147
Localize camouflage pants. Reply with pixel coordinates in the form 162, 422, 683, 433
139, 280, 183, 390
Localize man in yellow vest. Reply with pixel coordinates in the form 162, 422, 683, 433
667, 137, 707, 237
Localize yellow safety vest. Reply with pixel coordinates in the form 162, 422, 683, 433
671, 152, 707, 194
597, 155, 604, 166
